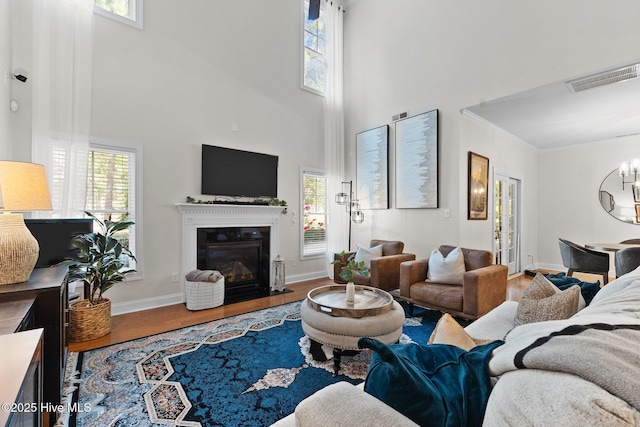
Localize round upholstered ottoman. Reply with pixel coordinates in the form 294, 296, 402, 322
300, 298, 405, 375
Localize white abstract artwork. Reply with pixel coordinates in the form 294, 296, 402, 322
356, 125, 389, 210
395, 110, 438, 208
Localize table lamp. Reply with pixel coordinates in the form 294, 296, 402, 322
0, 161, 52, 285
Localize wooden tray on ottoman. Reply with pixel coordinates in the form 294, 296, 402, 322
306, 285, 393, 318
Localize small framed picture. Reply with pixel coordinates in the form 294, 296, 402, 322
468, 152, 489, 220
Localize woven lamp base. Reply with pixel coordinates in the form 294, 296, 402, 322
69, 298, 112, 342
0, 213, 39, 285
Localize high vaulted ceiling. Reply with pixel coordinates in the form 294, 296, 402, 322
464, 61, 640, 150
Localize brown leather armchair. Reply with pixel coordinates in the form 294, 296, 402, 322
333, 240, 416, 291
399, 245, 508, 320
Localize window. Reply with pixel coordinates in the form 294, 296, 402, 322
94, 0, 143, 29
302, 0, 326, 95
87, 138, 143, 279
302, 169, 327, 257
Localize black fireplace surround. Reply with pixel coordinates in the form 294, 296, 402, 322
197, 226, 271, 303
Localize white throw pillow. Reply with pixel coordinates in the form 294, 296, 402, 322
427, 247, 465, 285
353, 244, 383, 269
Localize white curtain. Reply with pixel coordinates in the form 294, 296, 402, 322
323, 1, 346, 278
31, 0, 94, 218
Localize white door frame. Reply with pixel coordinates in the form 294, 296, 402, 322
493, 172, 522, 275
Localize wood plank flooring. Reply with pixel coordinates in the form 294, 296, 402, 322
68, 273, 548, 353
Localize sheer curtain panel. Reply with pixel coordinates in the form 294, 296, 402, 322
323, 1, 345, 278
31, 0, 94, 218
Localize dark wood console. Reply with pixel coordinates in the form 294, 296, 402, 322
0, 267, 68, 426
0, 329, 44, 427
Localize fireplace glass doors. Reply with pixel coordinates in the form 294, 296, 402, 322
197, 226, 271, 302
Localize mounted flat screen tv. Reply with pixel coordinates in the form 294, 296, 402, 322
201, 145, 278, 198
25, 218, 94, 268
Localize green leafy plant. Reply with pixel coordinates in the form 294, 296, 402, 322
331, 251, 369, 282
269, 198, 287, 206
58, 211, 136, 305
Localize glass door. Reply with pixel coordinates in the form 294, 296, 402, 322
494, 175, 521, 275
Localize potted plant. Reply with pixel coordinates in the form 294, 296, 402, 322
331, 252, 369, 302
59, 211, 136, 341
331, 252, 369, 281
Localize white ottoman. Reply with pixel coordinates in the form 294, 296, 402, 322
300, 298, 405, 375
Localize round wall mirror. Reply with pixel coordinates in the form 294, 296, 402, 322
599, 168, 640, 224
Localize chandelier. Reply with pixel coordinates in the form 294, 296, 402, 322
619, 158, 640, 190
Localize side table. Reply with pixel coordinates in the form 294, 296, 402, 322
300, 284, 405, 375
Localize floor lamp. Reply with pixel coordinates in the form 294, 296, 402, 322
335, 180, 364, 251
0, 161, 52, 285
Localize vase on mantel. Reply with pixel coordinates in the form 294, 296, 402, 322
346, 281, 355, 303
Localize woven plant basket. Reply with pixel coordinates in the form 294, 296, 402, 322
69, 298, 112, 342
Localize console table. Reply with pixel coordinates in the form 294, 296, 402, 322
0, 267, 68, 426
0, 297, 35, 335
0, 329, 44, 427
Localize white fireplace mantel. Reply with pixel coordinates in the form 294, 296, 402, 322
177, 203, 284, 295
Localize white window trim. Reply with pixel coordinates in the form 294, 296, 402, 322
90, 136, 144, 281
300, 167, 327, 260
94, 0, 143, 30
301, 0, 325, 97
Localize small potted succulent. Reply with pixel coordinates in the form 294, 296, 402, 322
58, 211, 136, 341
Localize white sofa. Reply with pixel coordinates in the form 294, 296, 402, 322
273, 269, 640, 427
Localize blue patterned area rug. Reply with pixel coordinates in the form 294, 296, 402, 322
72, 301, 440, 427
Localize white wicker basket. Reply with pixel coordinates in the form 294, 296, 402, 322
185, 277, 225, 310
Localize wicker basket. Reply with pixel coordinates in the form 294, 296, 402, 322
185, 277, 225, 310
68, 298, 111, 342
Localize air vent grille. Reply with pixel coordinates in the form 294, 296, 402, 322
567, 64, 640, 93
392, 111, 408, 121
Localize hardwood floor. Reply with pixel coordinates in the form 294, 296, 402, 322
69, 273, 537, 353
69, 277, 330, 352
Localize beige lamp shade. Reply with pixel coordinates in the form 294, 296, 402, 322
0, 161, 52, 211
0, 161, 52, 285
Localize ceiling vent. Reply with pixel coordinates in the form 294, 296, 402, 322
567, 64, 640, 93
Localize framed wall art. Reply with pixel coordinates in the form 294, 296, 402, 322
468, 151, 490, 220
356, 125, 389, 210
395, 109, 439, 208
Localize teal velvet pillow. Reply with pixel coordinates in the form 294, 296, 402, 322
544, 272, 600, 305
358, 337, 503, 427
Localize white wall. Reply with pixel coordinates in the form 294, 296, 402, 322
6, 0, 640, 309
8, 0, 33, 162
342, 0, 640, 265
88, 1, 326, 308
0, 0, 11, 158
537, 137, 640, 270
459, 114, 538, 263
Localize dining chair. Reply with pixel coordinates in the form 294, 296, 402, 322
558, 238, 609, 284
614, 247, 640, 278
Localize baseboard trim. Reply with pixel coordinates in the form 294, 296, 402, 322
285, 270, 327, 284
112, 292, 184, 316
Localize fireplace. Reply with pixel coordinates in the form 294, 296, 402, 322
197, 226, 270, 301
177, 203, 283, 304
